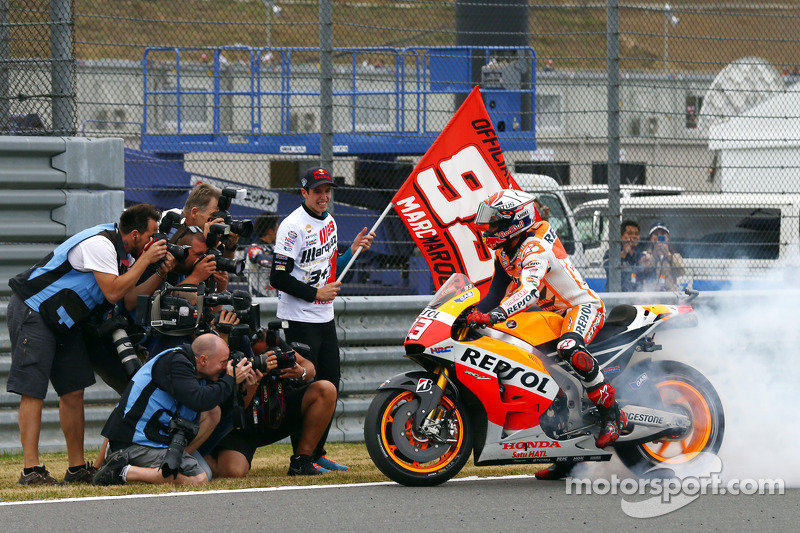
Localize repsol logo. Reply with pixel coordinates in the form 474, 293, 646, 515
627, 413, 665, 425
576, 304, 592, 333
502, 441, 561, 450
459, 348, 551, 394
504, 291, 534, 314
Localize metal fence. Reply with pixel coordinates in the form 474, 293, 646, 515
3, 1, 800, 296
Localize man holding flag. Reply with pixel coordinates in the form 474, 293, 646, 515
270, 167, 374, 473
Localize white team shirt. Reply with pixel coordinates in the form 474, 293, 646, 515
67, 234, 129, 275
274, 205, 338, 323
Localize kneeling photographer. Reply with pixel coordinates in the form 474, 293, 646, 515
204, 323, 337, 478
94, 334, 253, 486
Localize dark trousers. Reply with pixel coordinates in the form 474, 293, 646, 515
284, 319, 340, 459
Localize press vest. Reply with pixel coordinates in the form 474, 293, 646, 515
9, 223, 125, 333
101, 346, 200, 448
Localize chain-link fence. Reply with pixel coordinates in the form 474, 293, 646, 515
3, 1, 800, 295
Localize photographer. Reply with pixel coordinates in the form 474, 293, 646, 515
164, 229, 230, 292
244, 212, 280, 297
639, 221, 685, 291
176, 183, 251, 260
94, 334, 253, 486
7, 203, 167, 485
205, 330, 337, 478
84, 240, 180, 396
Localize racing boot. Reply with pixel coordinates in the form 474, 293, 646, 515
587, 382, 629, 448
534, 462, 574, 481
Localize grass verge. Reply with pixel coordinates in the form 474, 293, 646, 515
0, 442, 538, 503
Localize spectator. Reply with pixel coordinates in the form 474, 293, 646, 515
245, 212, 280, 296
7, 203, 167, 485
639, 221, 685, 291
270, 166, 375, 472
93, 334, 252, 486
205, 334, 337, 477
544, 59, 555, 72
602, 220, 645, 292
533, 197, 551, 221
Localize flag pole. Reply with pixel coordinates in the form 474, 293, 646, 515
337, 201, 395, 282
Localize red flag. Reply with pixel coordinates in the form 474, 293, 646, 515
392, 86, 520, 293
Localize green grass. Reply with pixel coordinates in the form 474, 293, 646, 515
0, 442, 539, 503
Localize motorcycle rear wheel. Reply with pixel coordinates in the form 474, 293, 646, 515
616, 361, 725, 476
364, 388, 473, 486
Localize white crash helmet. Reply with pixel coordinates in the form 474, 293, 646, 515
475, 189, 541, 249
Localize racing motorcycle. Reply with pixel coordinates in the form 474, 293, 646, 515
364, 274, 724, 486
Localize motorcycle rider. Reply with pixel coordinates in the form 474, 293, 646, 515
466, 189, 628, 480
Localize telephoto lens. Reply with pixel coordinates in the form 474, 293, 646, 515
111, 328, 143, 378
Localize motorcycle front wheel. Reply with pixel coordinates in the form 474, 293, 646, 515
616, 361, 725, 476
364, 388, 473, 486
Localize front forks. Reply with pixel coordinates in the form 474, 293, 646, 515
413, 366, 455, 442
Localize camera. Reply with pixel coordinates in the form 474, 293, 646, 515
136, 283, 253, 337
235, 344, 296, 374
96, 314, 143, 379
158, 210, 186, 235
161, 416, 200, 479
214, 187, 254, 238
204, 246, 245, 276
657, 235, 666, 242
229, 320, 308, 432
204, 223, 246, 275
151, 232, 191, 264
227, 321, 296, 375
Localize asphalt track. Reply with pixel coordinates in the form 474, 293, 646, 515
1, 475, 795, 532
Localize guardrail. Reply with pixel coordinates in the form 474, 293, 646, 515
0, 289, 791, 453
0, 136, 125, 298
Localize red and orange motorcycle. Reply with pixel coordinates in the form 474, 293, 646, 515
364, 273, 724, 486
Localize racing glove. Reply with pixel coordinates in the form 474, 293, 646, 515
466, 307, 508, 329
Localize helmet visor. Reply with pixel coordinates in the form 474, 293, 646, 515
475, 201, 502, 225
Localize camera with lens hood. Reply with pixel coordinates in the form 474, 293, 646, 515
214, 187, 254, 238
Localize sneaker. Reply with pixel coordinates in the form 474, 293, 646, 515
93, 450, 128, 486
534, 462, 574, 481
315, 455, 349, 471
64, 463, 99, 484
18, 465, 61, 486
312, 462, 330, 474
288, 455, 324, 476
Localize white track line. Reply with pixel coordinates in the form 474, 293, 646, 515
0, 474, 535, 507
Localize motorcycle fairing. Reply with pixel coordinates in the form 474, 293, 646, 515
452, 338, 559, 431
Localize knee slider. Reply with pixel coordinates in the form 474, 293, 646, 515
557, 333, 586, 362
557, 333, 598, 381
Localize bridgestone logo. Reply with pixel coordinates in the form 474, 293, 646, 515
627, 413, 664, 424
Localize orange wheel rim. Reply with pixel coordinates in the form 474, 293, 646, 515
380, 391, 464, 473
641, 380, 713, 463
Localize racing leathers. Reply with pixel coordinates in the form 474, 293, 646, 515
471, 220, 627, 449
